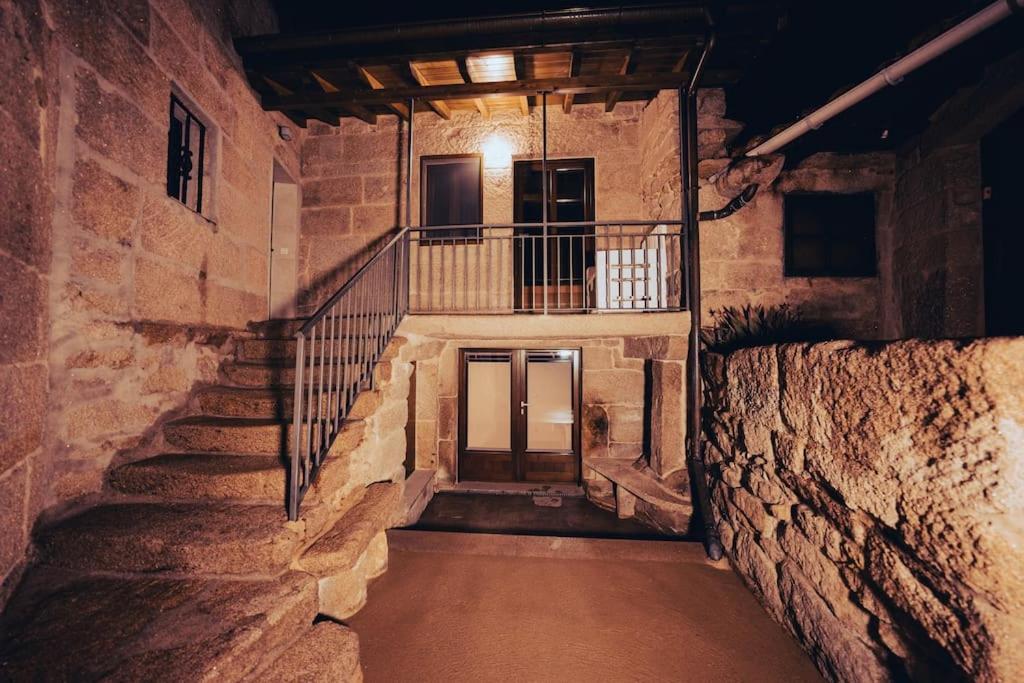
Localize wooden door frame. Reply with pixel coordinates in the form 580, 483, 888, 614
457, 348, 582, 484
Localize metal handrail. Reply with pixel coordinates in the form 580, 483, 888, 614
288, 228, 411, 520
409, 221, 686, 314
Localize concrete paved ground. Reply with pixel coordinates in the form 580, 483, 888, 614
348, 531, 822, 682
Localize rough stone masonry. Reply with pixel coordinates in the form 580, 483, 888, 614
703, 337, 1024, 682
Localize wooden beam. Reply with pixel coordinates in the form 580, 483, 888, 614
456, 57, 490, 119
408, 61, 452, 120
262, 72, 735, 111
354, 64, 410, 120
604, 49, 632, 113
562, 50, 579, 114
511, 53, 529, 116
310, 70, 376, 125
239, 32, 718, 76
260, 75, 330, 127
672, 49, 691, 74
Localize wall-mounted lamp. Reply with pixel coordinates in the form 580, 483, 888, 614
278, 124, 294, 141
482, 133, 513, 169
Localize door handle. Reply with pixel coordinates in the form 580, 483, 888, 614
520, 400, 528, 415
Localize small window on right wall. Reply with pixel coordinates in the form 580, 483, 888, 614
784, 193, 877, 277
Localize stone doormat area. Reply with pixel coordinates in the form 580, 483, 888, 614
349, 531, 822, 682
409, 492, 681, 540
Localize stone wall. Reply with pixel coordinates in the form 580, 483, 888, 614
396, 315, 689, 486
2, 0, 301, 605
1, 0, 59, 607
886, 49, 1024, 338
297, 103, 647, 313
639, 89, 891, 339
703, 338, 1024, 681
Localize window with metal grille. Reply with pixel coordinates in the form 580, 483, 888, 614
784, 193, 876, 277
166, 94, 207, 213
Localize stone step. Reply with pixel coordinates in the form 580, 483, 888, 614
222, 360, 373, 388
250, 621, 361, 682
0, 568, 318, 681
586, 457, 694, 535
299, 482, 400, 577
163, 416, 365, 456
109, 453, 286, 501
196, 385, 383, 420
34, 502, 307, 575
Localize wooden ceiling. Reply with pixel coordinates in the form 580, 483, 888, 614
236, 3, 785, 126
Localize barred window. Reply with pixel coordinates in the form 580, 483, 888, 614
784, 193, 876, 277
166, 94, 207, 213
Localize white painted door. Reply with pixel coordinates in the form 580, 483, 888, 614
269, 164, 298, 318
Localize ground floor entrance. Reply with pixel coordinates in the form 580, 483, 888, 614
457, 348, 581, 484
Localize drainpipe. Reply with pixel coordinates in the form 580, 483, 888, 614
746, 0, 1023, 157
680, 26, 724, 562
405, 98, 414, 228
698, 184, 759, 221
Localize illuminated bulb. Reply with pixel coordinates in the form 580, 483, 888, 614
482, 134, 513, 169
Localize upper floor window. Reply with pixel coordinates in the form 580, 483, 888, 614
784, 193, 876, 277
420, 155, 482, 242
166, 93, 207, 214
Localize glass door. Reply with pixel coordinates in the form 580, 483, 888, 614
513, 159, 595, 311
458, 349, 580, 483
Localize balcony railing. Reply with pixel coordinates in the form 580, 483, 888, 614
408, 221, 686, 314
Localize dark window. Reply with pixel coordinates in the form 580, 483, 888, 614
166, 94, 207, 214
420, 155, 482, 241
784, 193, 876, 277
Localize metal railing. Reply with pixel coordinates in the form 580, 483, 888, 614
288, 220, 685, 518
408, 221, 685, 314
288, 229, 410, 520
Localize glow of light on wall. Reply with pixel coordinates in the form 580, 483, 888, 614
482, 134, 513, 169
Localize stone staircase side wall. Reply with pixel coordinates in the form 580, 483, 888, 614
702, 338, 1024, 683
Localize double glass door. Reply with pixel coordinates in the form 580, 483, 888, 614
458, 349, 580, 483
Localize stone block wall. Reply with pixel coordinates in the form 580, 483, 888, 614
2, 0, 301, 606
639, 89, 891, 339
297, 103, 647, 314
395, 315, 689, 486
889, 143, 984, 338
703, 338, 1024, 681
884, 48, 1024, 339
0, 0, 59, 607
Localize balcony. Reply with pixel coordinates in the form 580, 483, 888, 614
407, 221, 686, 314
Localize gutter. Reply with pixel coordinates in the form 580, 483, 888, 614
746, 0, 1024, 156
680, 23, 725, 561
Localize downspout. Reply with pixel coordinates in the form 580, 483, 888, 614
746, 0, 1023, 156
699, 184, 759, 221
680, 27, 724, 561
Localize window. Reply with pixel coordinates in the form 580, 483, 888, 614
420, 155, 482, 241
166, 94, 207, 214
784, 193, 876, 277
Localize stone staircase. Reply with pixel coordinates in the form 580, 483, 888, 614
0, 318, 412, 681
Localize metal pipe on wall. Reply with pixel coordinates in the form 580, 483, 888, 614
405, 98, 415, 227
680, 28, 724, 561
746, 0, 1023, 157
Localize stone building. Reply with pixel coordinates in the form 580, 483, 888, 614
0, 0, 1022, 681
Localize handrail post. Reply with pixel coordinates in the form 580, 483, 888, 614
541, 91, 549, 315
288, 332, 306, 521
